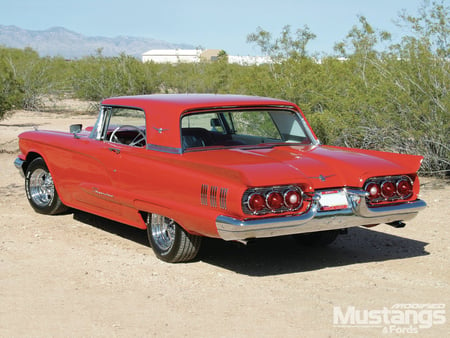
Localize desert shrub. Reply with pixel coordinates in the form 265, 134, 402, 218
0, 47, 68, 116
0, 47, 25, 118
72, 52, 162, 101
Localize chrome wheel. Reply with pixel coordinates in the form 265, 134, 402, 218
146, 213, 202, 263
29, 168, 55, 207
25, 157, 67, 215
151, 214, 176, 251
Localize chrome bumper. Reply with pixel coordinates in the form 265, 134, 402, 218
216, 189, 427, 241
14, 157, 25, 178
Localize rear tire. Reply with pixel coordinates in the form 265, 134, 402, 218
147, 214, 202, 263
293, 230, 340, 246
25, 157, 68, 215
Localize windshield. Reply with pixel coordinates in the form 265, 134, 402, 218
181, 109, 314, 151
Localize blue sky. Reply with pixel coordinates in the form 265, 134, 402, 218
1, 0, 425, 55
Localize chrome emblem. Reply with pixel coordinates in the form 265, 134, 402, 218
310, 174, 335, 182
153, 127, 169, 134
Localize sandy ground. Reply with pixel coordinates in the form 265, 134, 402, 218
0, 100, 449, 337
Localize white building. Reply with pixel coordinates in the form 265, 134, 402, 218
142, 49, 271, 65
142, 49, 202, 63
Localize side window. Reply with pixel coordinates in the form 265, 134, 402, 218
104, 107, 147, 147
182, 113, 221, 131
181, 113, 221, 149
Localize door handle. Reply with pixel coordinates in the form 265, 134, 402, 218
108, 147, 121, 154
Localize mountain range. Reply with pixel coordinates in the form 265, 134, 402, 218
0, 25, 195, 59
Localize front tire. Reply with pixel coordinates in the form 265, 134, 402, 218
147, 214, 202, 263
25, 157, 68, 215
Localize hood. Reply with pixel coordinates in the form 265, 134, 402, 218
182, 144, 423, 189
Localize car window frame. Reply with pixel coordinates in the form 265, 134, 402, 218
180, 107, 317, 152
90, 105, 147, 147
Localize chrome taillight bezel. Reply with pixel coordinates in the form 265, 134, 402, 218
243, 185, 304, 215
364, 175, 414, 203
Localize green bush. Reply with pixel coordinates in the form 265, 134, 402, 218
0, 47, 25, 118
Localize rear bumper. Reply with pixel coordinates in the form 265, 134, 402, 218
216, 189, 426, 241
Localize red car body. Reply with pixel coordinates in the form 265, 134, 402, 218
15, 94, 426, 262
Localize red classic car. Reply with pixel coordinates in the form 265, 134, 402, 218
14, 94, 426, 262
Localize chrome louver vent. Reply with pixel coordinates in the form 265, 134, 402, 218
210, 186, 218, 208
219, 188, 228, 209
201, 184, 227, 210
201, 184, 208, 205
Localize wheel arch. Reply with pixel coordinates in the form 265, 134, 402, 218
23, 155, 68, 215
23, 151, 68, 205
138, 209, 203, 237
22, 151, 44, 174
136, 201, 186, 230
135, 198, 217, 238
138, 209, 185, 231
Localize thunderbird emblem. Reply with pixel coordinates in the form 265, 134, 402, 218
309, 174, 335, 182
153, 127, 169, 134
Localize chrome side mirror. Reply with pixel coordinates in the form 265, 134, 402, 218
70, 124, 82, 133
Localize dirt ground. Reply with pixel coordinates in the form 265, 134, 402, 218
0, 100, 449, 337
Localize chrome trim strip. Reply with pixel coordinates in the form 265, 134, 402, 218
216, 191, 426, 241
146, 144, 182, 154
14, 157, 25, 178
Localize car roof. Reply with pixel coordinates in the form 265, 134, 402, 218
100, 94, 302, 152
101, 94, 296, 111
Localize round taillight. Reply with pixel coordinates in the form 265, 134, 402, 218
381, 181, 396, 198
365, 182, 381, 200
397, 179, 413, 198
284, 190, 302, 210
248, 193, 265, 212
266, 191, 283, 210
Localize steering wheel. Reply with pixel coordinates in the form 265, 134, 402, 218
109, 125, 146, 147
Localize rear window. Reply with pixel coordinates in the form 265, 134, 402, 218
180, 109, 313, 151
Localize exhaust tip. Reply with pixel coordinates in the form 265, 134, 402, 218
387, 221, 406, 228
